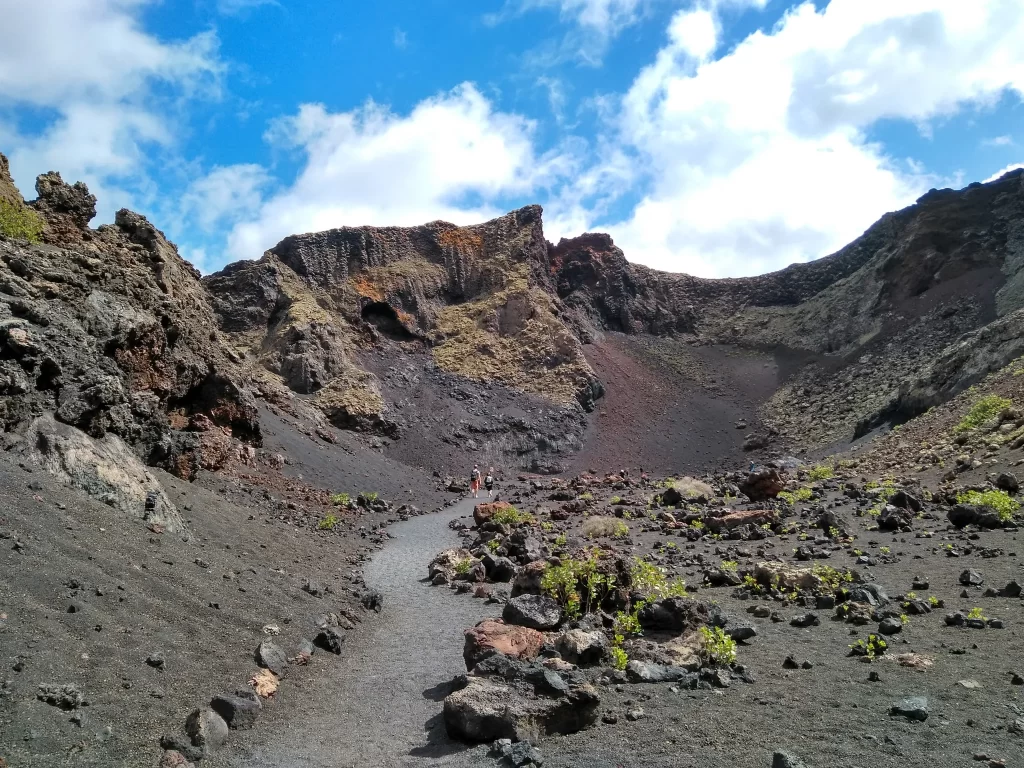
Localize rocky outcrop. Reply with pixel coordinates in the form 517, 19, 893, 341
0, 154, 259, 479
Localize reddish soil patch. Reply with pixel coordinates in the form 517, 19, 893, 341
573, 335, 780, 475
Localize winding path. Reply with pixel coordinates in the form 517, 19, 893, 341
222, 498, 499, 768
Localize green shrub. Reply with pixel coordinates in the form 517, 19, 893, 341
455, 558, 473, 575
629, 558, 686, 599
331, 492, 350, 506
317, 513, 339, 530
362, 491, 379, 503
811, 564, 853, 591
554, 533, 567, 547
698, 626, 737, 665
955, 395, 1012, 433
492, 506, 535, 526
778, 487, 813, 504
807, 464, 834, 481
849, 633, 887, 659
0, 200, 44, 242
610, 645, 628, 671
485, 538, 500, 551
541, 555, 614, 619
956, 489, 1020, 522
720, 560, 738, 572
966, 606, 986, 621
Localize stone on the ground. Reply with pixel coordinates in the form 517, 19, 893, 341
255, 639, 289, 676
555, 629, 608, 666
878, 505, 913, 531
878, 617, 903, 635
959, 569, 984, 586
474, 501, 514, 527
739, 468, 786, 501
726, 625, 757, 642
483, 554, 517, 582
211, 690, 262, 729
464, 620, 545, 670
773, 751, 810, 768
314, 627, 345, 654
995, 472, 1019, 493
625, 661, 697, 685
36, 683, 84, 710
502, 595, 563, 631
511, 560, 547, 597
790, 613, 819, 628
889, 696, 929, 721
443, 676, 600, 742
158, 750, 196, 768
184, 707, 230, 753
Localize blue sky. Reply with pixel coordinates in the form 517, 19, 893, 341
1, 0, 1022, 277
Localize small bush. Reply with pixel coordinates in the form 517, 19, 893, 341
778, 487, 813, 504
485, 538, 500, 551
541, 555, 614, 619
720, 560, 738, 572
331, 492, 351, 506
966, 606, 986, 621
610, 645, 628, 671
455, 558, 473, 575
362, 491, 379, 503
955, 395, 1012, 433
807, 464, 834, 481
0, 200, 44, 242
698, 626, 737, 665
812, 564, 853, 591
492, 506, 535, 526
629, 558, 686, 599
318, 514, 339, 530
554, 533, 567, 547
956, 489, 1020, 522
849, 634, 887, 659
583, 516, 628, 539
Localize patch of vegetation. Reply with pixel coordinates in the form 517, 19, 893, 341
582, 516, 628, 539
807, 463, 834, 481
849, 634, 887, 659
554, 533, 567, 547
698, 626, 737, 666
579, 492, 594, 501
610, 644, 629, 671
541, 521, 553, 531
928, 596, 940, 607
331, 492, 351, 506
879, 546, 890, 555
690, 519, 705, 530
629, 558, 687, 599
363, 491, 379, 503
812, 564, 854, 591
455, 558, 474, 575
541, 554, 613, 619
492, 506, 535, 526
317, 513, 339, 530
0, 200, 44, 242
966, 606, 986, 621
954, 395, 1012, 433
955, 489, 1020, 522
485, 538, 500, 552
720, 560, 738, 572
610, 496, 624, 504
777, 487, 813, 504
666, 476, 715, 500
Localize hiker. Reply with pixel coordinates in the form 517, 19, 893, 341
470, 464, 481, 498
485, 467, 495, 498
749, 461, 756, 472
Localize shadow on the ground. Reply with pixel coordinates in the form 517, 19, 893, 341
407, 712, 476, 758
422, 679, 456, 701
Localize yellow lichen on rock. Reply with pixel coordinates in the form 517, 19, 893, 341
432, 268, 595, 405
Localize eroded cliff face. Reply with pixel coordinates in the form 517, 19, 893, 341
0, 156, 259, 479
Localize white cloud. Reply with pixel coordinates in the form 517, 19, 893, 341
982, 134, 1014, 147
605, 0, 1024, 277
984, 162, 1024, 182
180, 164, 272, 233
224, 84, 574, 263
0, 0, 222, 220
668, 8, 718, 61
393, 28, 408, 49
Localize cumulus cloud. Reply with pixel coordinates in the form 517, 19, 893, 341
605, 0, 1024, 277
180, 164, 272, 233
223, 84, 575, 263
984, 162, 1024, 182
0, 0, 222, 220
